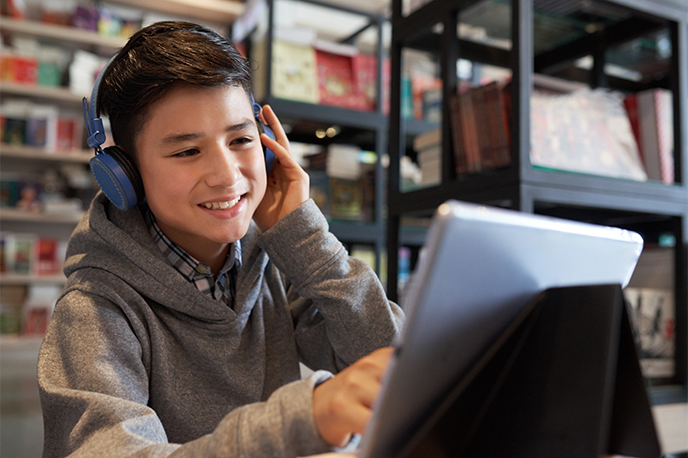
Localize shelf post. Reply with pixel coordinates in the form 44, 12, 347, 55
386, 0, 404, 301
511, 0, 533, 212
440, 12, 458, 185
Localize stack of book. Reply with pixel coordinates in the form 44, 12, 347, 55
413, 128, 441, 187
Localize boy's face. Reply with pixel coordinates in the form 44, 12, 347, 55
135, 84, 267, 258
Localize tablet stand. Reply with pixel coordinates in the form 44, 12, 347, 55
402, 284, 661, 458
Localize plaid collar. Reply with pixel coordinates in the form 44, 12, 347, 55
145, 209, 241, 305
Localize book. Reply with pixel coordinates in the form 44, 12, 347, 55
351, 53, 378, 112
417, 145, 441, 187
635, 89, 674, 184
26, 104, 58, 150
0, 284, 27, 335
530, 89, 647, 181
329, 178, 363, 221
35, 238, 59, 276
413, 127, 441, 152
315, 44, 368, 110
56, 116, 83, 151
271, 40, 319, 104
326, 144, 362, 180
411, 75, 442, 121
625, 246, 675, 380
3, 233, 35, 275
22, 284, 61, 336
636, 90, 662, 182
624, 287, 675, 379
623, 93, 643, 165
450, 86, 482, 174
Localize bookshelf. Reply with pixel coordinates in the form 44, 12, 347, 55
0, 4, 238, 341
385, 0, 687, 405
235, 0, 391, 273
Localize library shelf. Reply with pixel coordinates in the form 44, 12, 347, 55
385, 0, 688, 404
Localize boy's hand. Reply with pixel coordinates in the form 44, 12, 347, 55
253, 104, 310, 232
312, 347, 395, 447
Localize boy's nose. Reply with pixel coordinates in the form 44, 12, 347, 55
204, 145, 242, 188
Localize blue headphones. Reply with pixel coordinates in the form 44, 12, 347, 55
83, 60, 277, 211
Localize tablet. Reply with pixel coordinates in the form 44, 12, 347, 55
359, 200, 644, 458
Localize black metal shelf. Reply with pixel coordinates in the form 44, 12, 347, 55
386, 0, 688, 405
243, 0, 390, 273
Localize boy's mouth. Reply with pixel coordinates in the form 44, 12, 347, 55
200, 195, 241, 210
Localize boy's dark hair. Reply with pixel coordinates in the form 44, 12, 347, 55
97, 21, 253, 162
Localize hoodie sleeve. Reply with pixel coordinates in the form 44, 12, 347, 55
257, 199, 405, 373
38, 289, 334, 458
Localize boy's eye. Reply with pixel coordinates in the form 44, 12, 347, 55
174, 149, 199, 158
231, 136, 253, 146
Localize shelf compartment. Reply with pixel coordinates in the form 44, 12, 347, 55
0, 145, 92, 164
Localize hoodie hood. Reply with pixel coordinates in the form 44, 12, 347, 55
63, 192, 268, 324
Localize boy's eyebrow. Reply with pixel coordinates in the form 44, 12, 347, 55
160, 120, 256, 145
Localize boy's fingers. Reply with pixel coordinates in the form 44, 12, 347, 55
260, 134, 298, 169
261, 105, 288, 144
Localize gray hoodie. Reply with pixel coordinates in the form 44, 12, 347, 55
38, 193, 404, 458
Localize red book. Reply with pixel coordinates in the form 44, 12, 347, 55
316, 49, 367, 110
35, 238, 59, 275
351, 53, 377, 112
623, 93, 643, 164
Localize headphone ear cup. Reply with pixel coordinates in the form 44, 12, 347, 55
90, 146, 144, 211
258, 122, 276, 174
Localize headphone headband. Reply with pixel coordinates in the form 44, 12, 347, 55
83, 55, 117, 153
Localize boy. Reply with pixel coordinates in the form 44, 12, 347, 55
37, 21, 404, 458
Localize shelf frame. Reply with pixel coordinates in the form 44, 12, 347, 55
0, 208, 85, 224
0, 17, 127, 49
0, 145, 92, 164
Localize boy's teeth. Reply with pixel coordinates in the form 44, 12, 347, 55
202, 196, 240, 210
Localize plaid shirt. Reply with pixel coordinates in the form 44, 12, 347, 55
145, 209, 241, 307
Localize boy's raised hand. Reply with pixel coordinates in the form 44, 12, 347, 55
312, 347, 395, 447
253, 104, 310, 232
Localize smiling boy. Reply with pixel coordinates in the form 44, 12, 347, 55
37, 22, 403, 458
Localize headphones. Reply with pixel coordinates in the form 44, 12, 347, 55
83, 59, 276, 211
